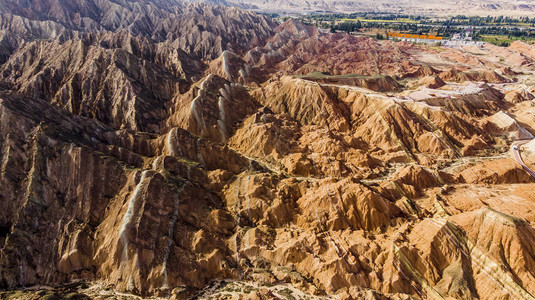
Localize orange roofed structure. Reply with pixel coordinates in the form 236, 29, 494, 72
387, 32, 444, 42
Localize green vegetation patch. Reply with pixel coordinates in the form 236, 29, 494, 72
480, 34, 535, 47
341, 17, 418, 24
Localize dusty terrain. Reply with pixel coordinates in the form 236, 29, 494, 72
1, 1, 535, 299
228, 0, 535, 16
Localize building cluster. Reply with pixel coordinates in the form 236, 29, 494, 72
387, 32, 444, 44
388, 32, 443, 41
388, 29, 484, 47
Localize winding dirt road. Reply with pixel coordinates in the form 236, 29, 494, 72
511, 140, 535, 180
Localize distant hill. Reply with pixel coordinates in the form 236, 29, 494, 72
227, 0, 535, 16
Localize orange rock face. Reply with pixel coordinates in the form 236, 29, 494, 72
0, 2, 535, 300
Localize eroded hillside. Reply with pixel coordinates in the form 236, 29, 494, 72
0, 2, 535, 300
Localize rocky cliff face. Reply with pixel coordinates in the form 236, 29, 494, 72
1, 2, 535, 300
0, 0, 276, 59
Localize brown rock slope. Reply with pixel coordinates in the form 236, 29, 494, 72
1, 5, 535, 300
0, 0, 276, 59
0, 34, 190, 132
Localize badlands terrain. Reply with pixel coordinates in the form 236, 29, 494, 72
0, 0, 535, 299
